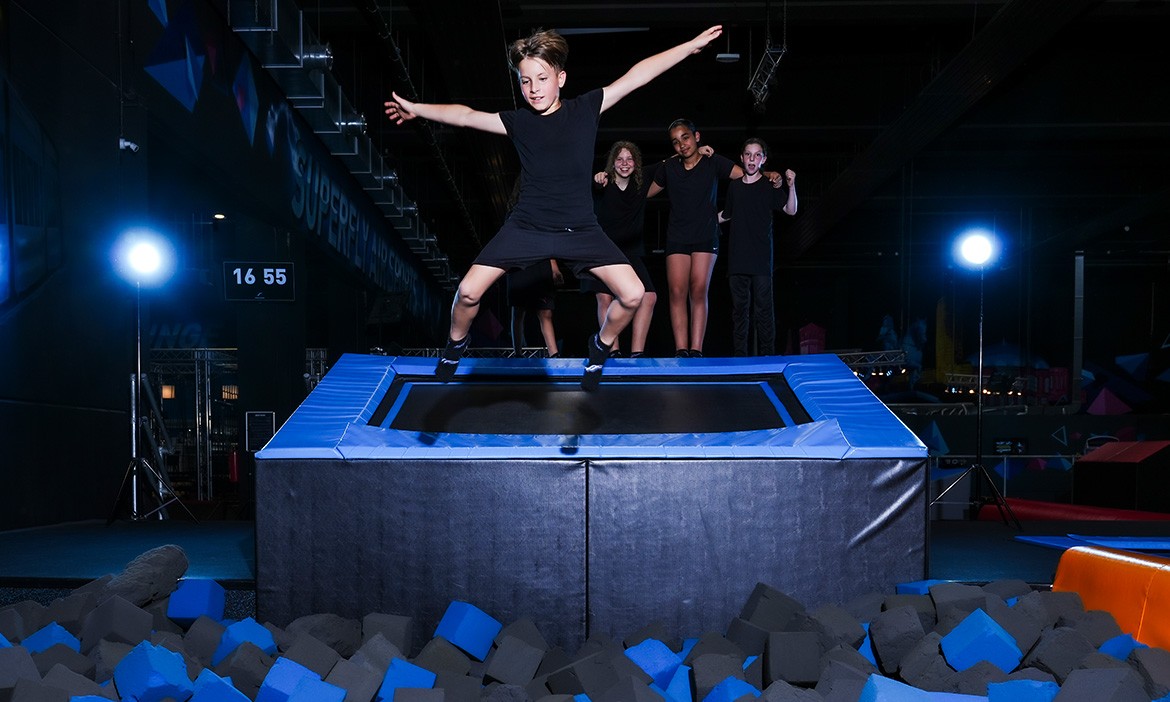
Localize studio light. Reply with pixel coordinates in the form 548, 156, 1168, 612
932, 226, 1020, 528
108, 227, 194, 522
113, 227, 175, 288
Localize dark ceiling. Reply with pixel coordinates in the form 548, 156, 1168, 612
302, 0, 1170, 275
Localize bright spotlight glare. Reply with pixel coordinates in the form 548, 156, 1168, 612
954, 228, 999, 269
114, 228, 174, 287
128, 242, 161, 275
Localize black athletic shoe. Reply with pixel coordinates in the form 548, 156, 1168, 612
435, 336, 469, 382
581, 333, 612, 391
629, 351, 645, 359
610, 349, 625, 359
675, 349, 691, 358
689, 349, 704, 358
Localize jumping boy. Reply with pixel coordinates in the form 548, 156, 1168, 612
385, 26, 725, 389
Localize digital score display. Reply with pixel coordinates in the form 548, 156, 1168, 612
224, 262, 295, 301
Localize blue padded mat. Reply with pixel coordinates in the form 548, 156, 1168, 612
1016, 534, 1170, 553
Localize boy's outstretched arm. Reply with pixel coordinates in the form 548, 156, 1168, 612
600, 26, 722, 113
384, 91, 507, 135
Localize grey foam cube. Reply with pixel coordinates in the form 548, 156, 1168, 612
682, 632, 745, 667
726, 617, 769, 657
763, 631, 819, 686
434, 671, 484, 702
351, 631, 403, 676
1021, 626, 1095, 683
284, 631, 342, 678
286, 612, 361, 658
882, 594, 936, 633
690, 652, 745, 702
810, 604, 865, 650
739, 583, 805, 632
480, 682, 533, 702
1054, 666, 1148, 701
324, 657, 382, 702
0, 645, 40, 690
363, 612, 412, 655
415, 636, 473, 677
760, 678, 824, 700
496, 618, 548, 653
984, 596, 1044, 653
814, 658, 870, 702
594, 674, 666, 702
896, 631, 950, 691
45, 593, 96, 637
183, 615, 227, 666
1129, 645, 1170, 699
981, 580, 1033, 602
31, 642, 95, 678
78, 595, 152, 654
144, 597, 183, 635
211, 640, 275, 699
944, 658, 1009, 695
868, 605, 925, 676
88, 639, 133, 683
484, 634, 544, 686
1058, 610, 1123, 648
395, 688, 445, 702
43, 663, 117, 700
821, 644, 875, 677
929, 582, 987, 621
569, 651, 618, 698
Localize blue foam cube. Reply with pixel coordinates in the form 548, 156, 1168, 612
191, 668, 250, 701
432, 601, 501, 661
1099, 633, 1147, 660
257, 657, 320, 702
896, 579, 950, 595
988, 679, 1059, 701
0, 632, 10, 648
858, 623, 877, 666
21, 621, 80, 653
288, 675, 347, 702
212, 617, 278, 665
168, 578, 226, 627
859, 674, 928, 701
625, 638, 682, 689
377, 657, 437, 702
702, 676, 760, 702
113, 640, 197, 702
940, 609, 1022, 674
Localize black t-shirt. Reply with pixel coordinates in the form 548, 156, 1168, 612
652, 153, 736, 245
724, 176, 791, 275
500, 88, 604, 230
593, 178, 647, 255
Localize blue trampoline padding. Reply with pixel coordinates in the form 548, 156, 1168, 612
1017, 534, 1170, 554
1067, 535, 1170, 551
257, 353, 927, 460
1015, 535, 1086, 551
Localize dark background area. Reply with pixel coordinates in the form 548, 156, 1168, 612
0, 0, 1167, 532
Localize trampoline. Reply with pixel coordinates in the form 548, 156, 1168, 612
256, 353, 929, 651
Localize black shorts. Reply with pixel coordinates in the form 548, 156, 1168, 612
665, 238, 719, 256
507, 260, 556, 311
475, 217, 630, 278
580, 252, 656, 296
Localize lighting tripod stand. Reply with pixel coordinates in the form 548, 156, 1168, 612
107, 280, 197, 523
930, 235, 1020, 530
